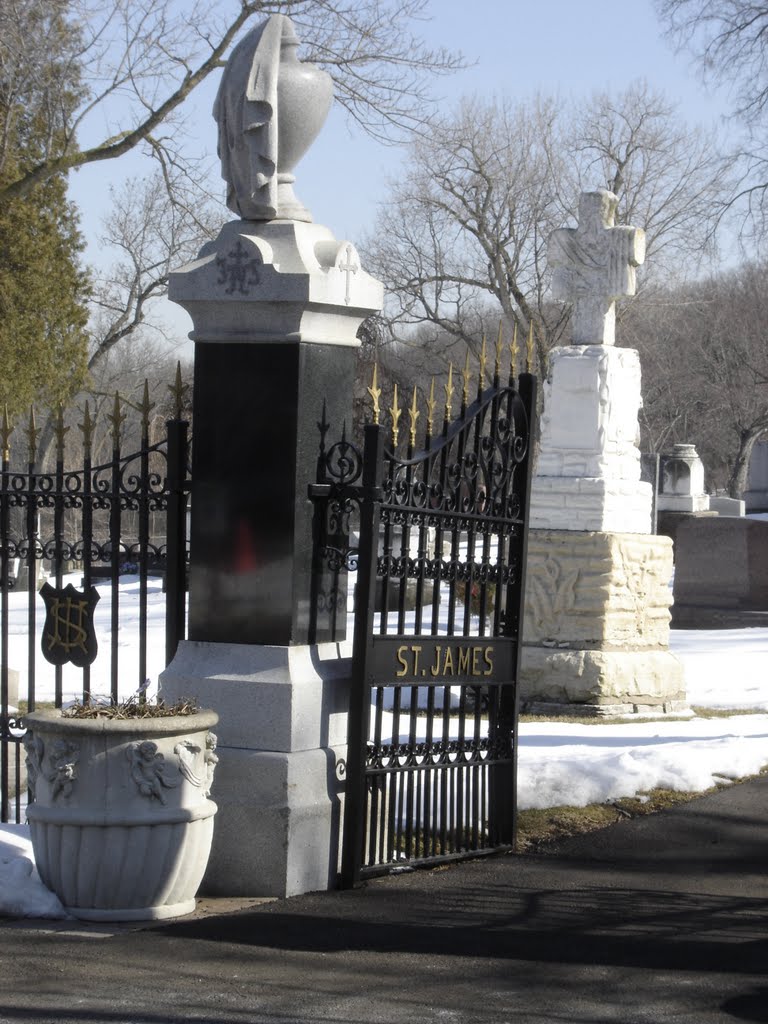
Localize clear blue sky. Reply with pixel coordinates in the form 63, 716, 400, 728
67, 0, 732, 352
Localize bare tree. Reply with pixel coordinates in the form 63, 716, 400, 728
0, 0, 466, 203
365, 84, 732, 378
657, 0, 768, 235
623, 261, 768, 497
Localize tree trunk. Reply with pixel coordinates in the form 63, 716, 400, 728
728, 428, 763, 499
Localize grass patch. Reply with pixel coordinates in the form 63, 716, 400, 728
516, 786, 721, 853
516, 772, 768, 854
690, 705, 765, 718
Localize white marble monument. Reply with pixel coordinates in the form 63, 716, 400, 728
521, 189, 685, 715
161, 14, 383, 898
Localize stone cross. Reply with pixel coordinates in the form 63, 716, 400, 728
339, 245, 359, 305
549, 190, 645, 346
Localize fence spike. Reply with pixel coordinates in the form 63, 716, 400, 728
494, 321, 504, 385
1, 405, 12, 462
54, 402, 69, 462
461, 349, 472, 410
139, 380, 155, 437
107, 391, 126, 443
444, 363, 454, 423
168, 362, 184, 420
526, 321, 535, 374
367, 363, 381, 425
25, 406, 39, 464
390, 382, 401, 448
478, 334, 488, 394
426, 377, 437, 438
509, 323, 519, 383
78, 402, 94, 457
408, 385, 420, 449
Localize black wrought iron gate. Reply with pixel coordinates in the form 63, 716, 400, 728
317, 358, 536, 886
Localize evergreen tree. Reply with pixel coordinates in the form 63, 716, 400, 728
0, 1, 89, 417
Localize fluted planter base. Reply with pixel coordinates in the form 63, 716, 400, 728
25, 709, 219, 921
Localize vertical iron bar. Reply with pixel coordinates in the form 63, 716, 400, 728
81, 440, 93, 703
341, 424, 383, 889
25, 456, 37, 713
0, 446, 9, 822
165, 418, 189, 667
138, 409, 150, 695
491, 373, 536, 846
109, 427, 121, 703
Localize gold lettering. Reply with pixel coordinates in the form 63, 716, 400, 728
411, 645, 422, 676
395, 646, 408, 677
457, 647, 470, 674
471, 646, 482, 676
483, 646, 494, 676
430, 645, 442, 676
443, 647, 454, 675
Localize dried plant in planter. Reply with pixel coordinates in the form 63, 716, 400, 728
63, 696, 200, 720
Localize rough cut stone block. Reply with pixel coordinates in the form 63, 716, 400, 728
523, 529, 674, 648
519, 647, 686, 708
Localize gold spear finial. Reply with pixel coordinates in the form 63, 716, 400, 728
139, 380, 155, 437
478, 334, 488, 393
509, 323, 520, 381
461, 349, 472, 409
444, 363, 455, 422
408, 385, 420, 448
107, 391, 126, 443
168, 362, 184, 420
367, 363, 382, 425
78, 402, 94, 457
389, 382, 402, 447
54, 402, 69, 461
426, 377, 437, 437
1, 406, 12, 463
25, 407, 40, 464
494, 321, 504, 385
526, 322, 535, 373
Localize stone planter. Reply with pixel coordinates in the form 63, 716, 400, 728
24, 708, 218, 922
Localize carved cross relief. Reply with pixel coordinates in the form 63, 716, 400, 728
549, 190, 645, 345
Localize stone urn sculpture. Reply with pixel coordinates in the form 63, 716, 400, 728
24, 707, 219, 921
213, 13, 334, 222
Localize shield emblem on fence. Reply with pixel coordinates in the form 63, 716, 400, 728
40, 582, 100, 667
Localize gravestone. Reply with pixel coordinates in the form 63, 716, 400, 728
657, 444, 710, 513
745, 439, 768, 512
672, 516, 768, 627
160, 14, 383, 897
521, 189, 685, 715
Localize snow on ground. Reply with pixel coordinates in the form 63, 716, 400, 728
2, 575, 768, 917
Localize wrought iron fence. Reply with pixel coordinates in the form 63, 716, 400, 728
0, 377, 191, 823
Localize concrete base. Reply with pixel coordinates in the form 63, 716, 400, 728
159, 640, 352, 898
520, 529, 686, 713
519, 646, 687, 710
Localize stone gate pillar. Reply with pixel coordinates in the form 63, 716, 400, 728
521, 190, 686, 715
160, 14, 383, 896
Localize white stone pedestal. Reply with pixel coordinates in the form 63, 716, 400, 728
530, 346, 652, 533
520, 529, 686, 715
159, 641, 351, 897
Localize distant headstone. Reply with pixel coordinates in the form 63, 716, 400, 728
672, 517, 768, 627
745, 439, 768, 512
657, 444, 710, 513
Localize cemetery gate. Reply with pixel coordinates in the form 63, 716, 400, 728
0, 375, 191, 824
313, 350, 536, 886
